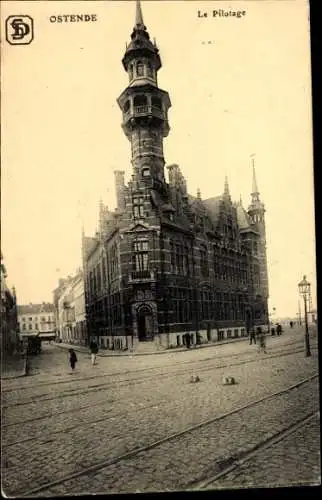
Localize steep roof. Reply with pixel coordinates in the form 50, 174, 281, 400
17, 303, 55, 315
83, 236, 99, 257
236, 204, 251, 229
203, 196, 223, 227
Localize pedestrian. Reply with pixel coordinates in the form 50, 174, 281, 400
90, 340, 98, 365
276, 324, 282, 336
69, 348, 77, 372
249, 329, 256, 345
186, 333, 191, 349
258, 330, 267, 354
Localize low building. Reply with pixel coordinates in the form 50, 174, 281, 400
17, 303, 56, 337
54, 270, 87, 345
1, 252, 19, 355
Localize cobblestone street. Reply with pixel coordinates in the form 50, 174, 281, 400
205, 412, 321, 490
1, 327, 320, 496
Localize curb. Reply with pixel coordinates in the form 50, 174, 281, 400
53, 335, 265, 358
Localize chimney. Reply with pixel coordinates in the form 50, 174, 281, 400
114, 170, 125, 211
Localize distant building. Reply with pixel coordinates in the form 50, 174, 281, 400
17, 303, 56, 336
307, 310, 317, 325
1, 252, 19, 355
54, 270, 87, 345
82, 2, 269, 352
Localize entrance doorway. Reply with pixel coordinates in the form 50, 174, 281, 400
137, 305, 153, 341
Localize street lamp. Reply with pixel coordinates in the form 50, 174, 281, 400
298, 275, 311, 357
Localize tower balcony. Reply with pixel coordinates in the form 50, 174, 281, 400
129, 269, 156, 283
124, 105, 165, 122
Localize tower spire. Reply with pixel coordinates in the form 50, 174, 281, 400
224, 175, 230, 197
251, 155, 259, 195
135, 0, 145, 29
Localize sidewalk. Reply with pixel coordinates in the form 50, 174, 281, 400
1, 352, 28, 379
54, 335, 256, 357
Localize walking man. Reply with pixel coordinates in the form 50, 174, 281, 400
258, 329, 267, 354
249, 329, 256, 345
69, 348, 78, 373
90, 340, 98, 366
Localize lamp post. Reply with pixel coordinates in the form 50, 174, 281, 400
298, 275, 311, 357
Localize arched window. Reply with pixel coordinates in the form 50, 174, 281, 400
200, 244, 209, 277
142, 167, 150, 177
133, 95, 147, 107
136, 61, 144, 76
128, 64, 133, 80
147, 62, 153, 77
152, 97, 162, 110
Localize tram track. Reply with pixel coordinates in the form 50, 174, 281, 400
14, 374, 319, 497
190, 410, 320, 490
2, 342, 313, 414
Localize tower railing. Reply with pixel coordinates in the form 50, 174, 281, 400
124, 105, 164, 121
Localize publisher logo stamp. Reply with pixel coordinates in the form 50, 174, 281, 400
5, 16, 34, 45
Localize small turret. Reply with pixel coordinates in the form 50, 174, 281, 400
247, 156, 269, 303
223, 175, 231, 199
114, 170, 126, 211
248, 157, 265, 224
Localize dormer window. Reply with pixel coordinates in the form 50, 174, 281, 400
133, 195, 144, 219
136, 61, 144, 76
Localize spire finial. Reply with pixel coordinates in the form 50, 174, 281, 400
239, 194, 243, 205
135, 0, 145, 28
197, 187, 201, 200
224, 175, 230, 197
251, 154, 259, 194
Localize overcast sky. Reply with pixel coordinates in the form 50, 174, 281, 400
1, 0, 316, 317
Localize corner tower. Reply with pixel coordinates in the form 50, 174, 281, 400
117, 0, 171, 191
248, 159, 269, 303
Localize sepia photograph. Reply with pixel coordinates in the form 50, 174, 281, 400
1, 0, 320, 496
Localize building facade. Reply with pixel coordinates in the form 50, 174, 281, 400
17, 303, 56, 336
83, 1, 269, 351
1, 252, 19, 355
54, 271, 87, 345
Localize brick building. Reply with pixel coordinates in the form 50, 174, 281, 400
83, 1, 269, 351
1, 252, 19, 355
